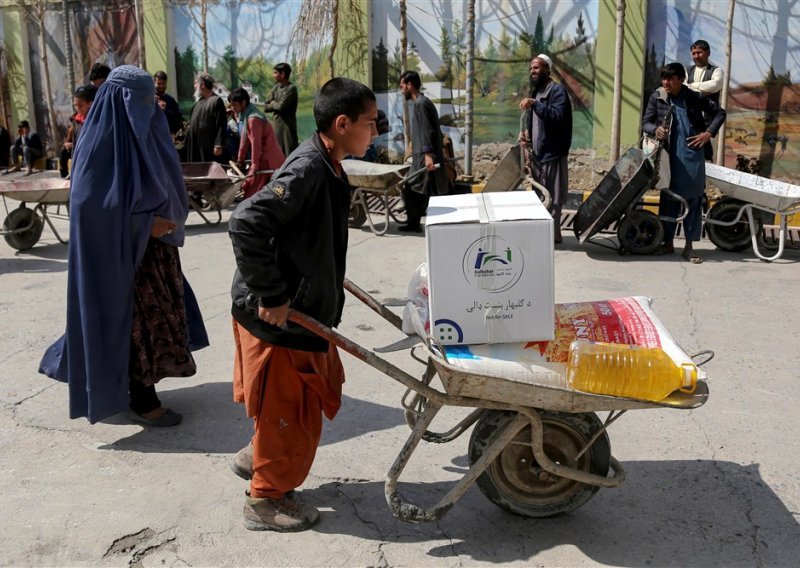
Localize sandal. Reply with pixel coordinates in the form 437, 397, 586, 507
682, 251, 703, 264
128, 408, 183, 427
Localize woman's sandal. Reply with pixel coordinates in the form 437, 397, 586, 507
128, 408, 183, 427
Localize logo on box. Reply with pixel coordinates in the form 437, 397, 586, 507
462, 236, 524, 293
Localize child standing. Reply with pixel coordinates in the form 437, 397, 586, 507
228, 77, 378, 532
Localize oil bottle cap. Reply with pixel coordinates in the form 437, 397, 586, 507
682, 364, 698, 389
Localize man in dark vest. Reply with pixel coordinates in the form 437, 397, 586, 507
686, 39, 723, 160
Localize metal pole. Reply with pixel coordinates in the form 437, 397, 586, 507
464, 0, 475, 178
716, 0, 736, 165
61, 0, 75, 93
610, 0, 626, 163
134, 0, 144, 68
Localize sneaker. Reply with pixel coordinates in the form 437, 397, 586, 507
243, 492, 320, 532
230, 442, 254, 480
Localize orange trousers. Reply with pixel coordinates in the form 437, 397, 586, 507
232, 319, 344, 499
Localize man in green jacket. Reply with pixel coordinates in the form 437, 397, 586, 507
264, 63, 299, 156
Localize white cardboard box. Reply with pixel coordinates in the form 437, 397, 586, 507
425, 192, 554, 345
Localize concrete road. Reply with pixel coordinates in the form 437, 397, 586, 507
1, 209, 799, 567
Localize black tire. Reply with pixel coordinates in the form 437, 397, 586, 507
706, 199, 762, 252
617, 210, 664, 255
3, 206, 44, 251
469, 410, 611, 518
348, 200, 367, 228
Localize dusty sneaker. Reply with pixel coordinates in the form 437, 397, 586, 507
243, 492, 320, 532
230, 442, 253, 480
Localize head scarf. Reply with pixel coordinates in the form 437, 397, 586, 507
39, 65, 197, 423
238, 102, 267, 140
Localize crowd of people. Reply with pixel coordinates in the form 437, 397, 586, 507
516, 39, 726, 262
12, 34, 728, 534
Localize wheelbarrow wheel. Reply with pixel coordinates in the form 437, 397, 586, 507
469, 410, 610, 518
348, 200, 367, 228
617, 210, 664, 255
3, 205, 44, 251
706, 198, 762, 252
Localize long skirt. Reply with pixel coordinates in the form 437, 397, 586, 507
129, 238, 197, 387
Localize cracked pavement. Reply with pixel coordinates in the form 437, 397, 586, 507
1, 210, 799, 566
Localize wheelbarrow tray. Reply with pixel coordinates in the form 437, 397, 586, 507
0, 172, 70, 204
482, 143, 524, 192
181, 162, 241, 210
341, 160, 411, 190
573, 148, 654, 243
706, 163, 800, 211
430, 353, 708, 413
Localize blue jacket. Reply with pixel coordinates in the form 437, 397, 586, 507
523, 80, 572, 161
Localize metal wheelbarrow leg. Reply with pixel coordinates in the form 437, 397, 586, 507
287, 310, 626, 522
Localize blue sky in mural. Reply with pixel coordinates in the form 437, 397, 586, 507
648, 0, 800, 85
373, 0, 598, 75
173, 1, 301, 66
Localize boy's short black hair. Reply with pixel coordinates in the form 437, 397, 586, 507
89, 63, 111, 82
313, 77, 376, 133
399, 70, 421, 90
660, 62, 686, 80
228, 87, 250, 105
274, 62, 292, 79
153, 70, 168, 81
690, 39, 711, 53
74, 83, 97, 103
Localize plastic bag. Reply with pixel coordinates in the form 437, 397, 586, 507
402, 263, 430, 337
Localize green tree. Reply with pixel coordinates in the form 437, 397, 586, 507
238, 56, 275, 98
372, 37, 389, 92
436, 25, 453, 90
175, 44, 199, 104
215, 44, 237, 89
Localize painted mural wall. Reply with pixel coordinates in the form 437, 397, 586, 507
371, 0, 599, 153
169, 0, 342, 142
9, 0, 141, 151
645, 0, 800, 183
1, 0, 798, 185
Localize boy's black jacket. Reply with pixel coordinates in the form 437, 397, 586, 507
229, 133, 350, 352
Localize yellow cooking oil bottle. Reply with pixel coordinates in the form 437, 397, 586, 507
566, 340, 698, 401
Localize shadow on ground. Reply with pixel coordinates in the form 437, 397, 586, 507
0, 243, 68, 274
99, 381, 405, 454
303, 460, 799, 566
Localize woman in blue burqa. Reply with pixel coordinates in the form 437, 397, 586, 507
40, 65, 208, 426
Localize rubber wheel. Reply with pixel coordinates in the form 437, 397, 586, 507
617, 210, 664, 255
706, 199, 762, 252
348, 200, 367, 228
3, 206, 44, 251
469, 410, 611, 518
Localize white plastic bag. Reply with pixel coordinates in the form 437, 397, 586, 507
402, 263, 430, 337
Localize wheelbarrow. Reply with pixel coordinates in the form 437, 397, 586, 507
0, 171, 70, 251
286, 278, 711, 522
573, 147, 690, 255
181, 162, 244, 225
704, 163, 800, 262
341, 160, 427, 236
